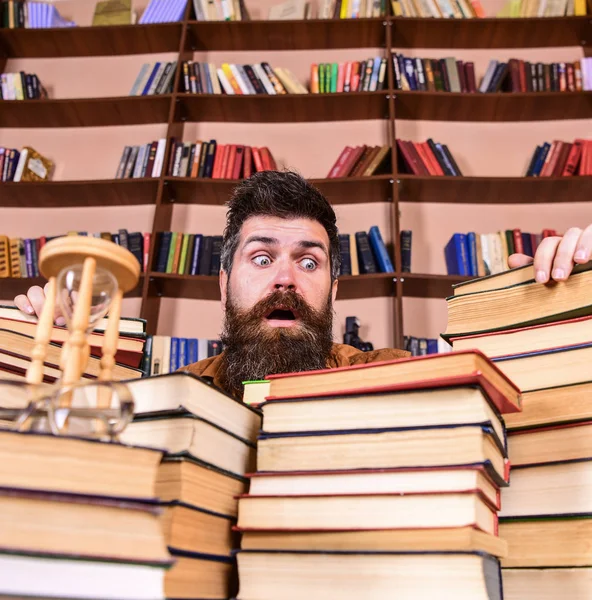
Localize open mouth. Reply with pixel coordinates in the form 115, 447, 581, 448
265, 308, 298, 321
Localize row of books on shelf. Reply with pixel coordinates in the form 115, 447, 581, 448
168, 141, 277, 179
0, 0, 75, 28
144, 334, 223, 376
0, 146, 52, 183
181, 61, 306, 95
130, 61, 177, 96
0, 72, 46, 100
114, 139, 167, 180
396, 138, 462, 177
444, 228, 560, 276
394, 54, 590, 93
526, 138, 591, 177
392, 0, 586, 17
328, 145, 392, 178
154, 232, 221, 276
338, 227, 394, 275
0, 230, 147, 279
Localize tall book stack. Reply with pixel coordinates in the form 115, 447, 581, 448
0, 429, 171, 599
118, 372, 262, 599
234, 351, 522, 598
444, 261, 592, 598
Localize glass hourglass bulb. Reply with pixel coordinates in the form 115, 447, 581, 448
56, 264, 118, 333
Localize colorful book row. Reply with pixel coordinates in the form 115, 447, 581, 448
311, 57, 387, 94
169, 140, 277, 179
115, 140, 167, 180
338, 227, 395, 275
396, 139, 462, 177
526, 139, 591, 177
129, 61, 177, 96
0, 72, 46, 100
327, 145, 391, 178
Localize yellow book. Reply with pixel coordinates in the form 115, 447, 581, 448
340, 0, 349, 17
391, 0, 404, 14
0, 236, 9, 278
8, 239, 21, 278
221, 63, 242, 94
574, 0, 586, 14
178, 233, 191, 275
349, 233, 360, 276
92, 0, 132, 25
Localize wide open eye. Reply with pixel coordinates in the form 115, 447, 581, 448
300, 258, 317, 271
253, 255, 272, 267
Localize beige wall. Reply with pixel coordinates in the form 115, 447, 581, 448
1, 0, 590, 349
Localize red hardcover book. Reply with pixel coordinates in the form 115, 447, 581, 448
464, 62, 477, 92
517, 60, 527, 92
408, 141, 432, 175
512, 229, 524, 254
243, 146, 253, 179
327, 146, 353, 178
351, 62, 361, 91
252, 147, 264, 172
231, 145, 245, 179
456, 60, 467, 93
420, 142, 445, 176
396, 140, 427, 175
211, 144, 225, 179
551, 142, 572, 176
143, 232, 150, 272
339, 145, 366, 177
265, 350, 522, 415
539, 140, 558, 177
561, 139, 582, 176
224, 144, 237, 179
259, 146, 275, 170
343, 61, 353, 91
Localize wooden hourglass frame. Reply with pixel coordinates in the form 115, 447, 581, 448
25, 236, 140, 409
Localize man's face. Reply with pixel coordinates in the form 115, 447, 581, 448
217, 215, 339, 398
220, 215, 338, 325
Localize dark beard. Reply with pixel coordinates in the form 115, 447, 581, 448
219, 288, 335, 399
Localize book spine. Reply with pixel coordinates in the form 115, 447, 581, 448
338, 234, 352, 276
400, 230, 412, 272
355, 231, 378, 274
368, 226, 394, 273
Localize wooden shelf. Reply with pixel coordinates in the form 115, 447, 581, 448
390, 16, 591, 49
394, 91, 592, 122
0, 23, 182, 58
399, 272, 470, 298
1, 276, 144, 299
0, 179, 159, 208
396, 175, 592, 204
0, 96, 172, 128
185, 18, 387, 51
150, 271, 396, 301
177, 91, 390, 123
164, 175, 395, 206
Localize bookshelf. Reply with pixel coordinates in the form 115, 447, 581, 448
1, 2, 591, 349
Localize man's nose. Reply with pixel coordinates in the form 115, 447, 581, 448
272, 261, 297, 291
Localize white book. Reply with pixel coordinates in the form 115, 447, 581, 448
229, 63, 251, 94
479, 60, 498, 93
151, 138, 167, 177
197, 338, 208, 360
221, 0, 234, 19
12, 148, 29, 183
0, 74, 9, 100
238, 64, 258, 94
479, 233, 492, 276
217, 68, 235, 94
253, 63, 276, 94
192, 0, 206, 19
537, 0, 548, 13
0, 553, 165, 600
207, 64, 222, 94
129, 63, 151, 96
132, 144, 148, 178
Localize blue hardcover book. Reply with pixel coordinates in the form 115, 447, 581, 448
170, 337, 180, 372
444, 233, 470, 276
426, 339, 439, 354
434, 143, 457, 176
24, 239, 34, 278
141, 62, 161, 96
368, 226, 394, 273
178, 338, 187, 369
403, 57, 417, 90
532, 142, 551, 176
369, 56, 382, 91
189, 234, 203, 276
187, 338, 198, 365
521, 232, 533, 257
525, 145, 541, 176
467, 232, 478, 277
156, 231, 172, 272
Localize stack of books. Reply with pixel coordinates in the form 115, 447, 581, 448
234, 351, 522, 597
0, 429, 170, 598
444, 261, 592, 598
0, 304, 146, 381
0, 72, 46, 100
145, 334, 223, 375
119, 372, 262, 598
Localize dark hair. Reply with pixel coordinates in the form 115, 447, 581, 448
221, 170, 341, 280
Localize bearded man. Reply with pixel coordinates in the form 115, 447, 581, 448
14, 171, 592, 399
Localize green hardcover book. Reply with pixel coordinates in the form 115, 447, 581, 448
166, 232, 178, 273
178, 233, 190, 275
180, 234, 195, 275
319, 64, 325, 94
330, 63, 338, 93
505, 230, 515, 257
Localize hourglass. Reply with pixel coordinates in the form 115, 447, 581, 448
25, 235, 140, 410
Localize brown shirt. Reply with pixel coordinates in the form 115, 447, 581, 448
181, 343, 410, 395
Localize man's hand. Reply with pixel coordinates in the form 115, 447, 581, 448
14, 283, 66, 326
508, 226, 592, 284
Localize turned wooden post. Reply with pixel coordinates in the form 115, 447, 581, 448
26, 277, 57, 386
97, 287, 124, 409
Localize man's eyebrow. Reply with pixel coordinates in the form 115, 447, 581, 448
298, 240, 328, 257
243, 235, 279, 248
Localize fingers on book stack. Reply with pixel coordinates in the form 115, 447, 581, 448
119, 372, 262, 599
0, 430, 171, 599
234, 350, 522, 599
0, 304, 146, 382
445, 260, 592, 599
